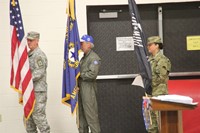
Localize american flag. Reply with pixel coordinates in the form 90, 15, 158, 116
10, 0, 35, 120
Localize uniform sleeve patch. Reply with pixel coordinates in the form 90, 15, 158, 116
37, 59, 44, 67
93, 60, 98, 65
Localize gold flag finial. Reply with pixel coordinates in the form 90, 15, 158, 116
12, 0, 16, 6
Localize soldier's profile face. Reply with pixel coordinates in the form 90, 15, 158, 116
27, 39, 39, 51
147, 43, 158, 54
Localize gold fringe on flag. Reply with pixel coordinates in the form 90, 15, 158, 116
66, 0, 75, 20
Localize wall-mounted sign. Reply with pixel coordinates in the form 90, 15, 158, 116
186, 35, 200, 50
116, 37, 134, 51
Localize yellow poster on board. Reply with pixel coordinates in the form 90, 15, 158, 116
187, 36, 200, 50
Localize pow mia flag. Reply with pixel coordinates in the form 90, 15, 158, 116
128, 0, 152, 95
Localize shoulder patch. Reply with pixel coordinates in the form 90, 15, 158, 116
37, 58, 44, 67
93, 60, 98, 65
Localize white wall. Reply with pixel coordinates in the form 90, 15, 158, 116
0, 0, 198, 132
0, 0, 77, 133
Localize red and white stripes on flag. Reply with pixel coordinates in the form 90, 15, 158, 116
10, 0, 35, 120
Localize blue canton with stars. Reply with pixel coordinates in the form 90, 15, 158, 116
10, 0, 24, 41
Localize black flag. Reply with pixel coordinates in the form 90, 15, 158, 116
128, 0, 152, 95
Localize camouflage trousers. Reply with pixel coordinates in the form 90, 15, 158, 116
24, 92, 50, 133
148, 110, 159, 133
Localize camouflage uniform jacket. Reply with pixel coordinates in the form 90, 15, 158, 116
28, 47, 48, 92
149, 51, 171, 96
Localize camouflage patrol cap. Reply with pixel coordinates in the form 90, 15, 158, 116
26, 31, 40, 40
147, 36, 162, 44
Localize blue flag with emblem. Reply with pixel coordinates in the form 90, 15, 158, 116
62, 0, 83, 113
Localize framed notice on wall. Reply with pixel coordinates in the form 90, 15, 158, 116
116, 37, 134, 51
186, 35, 200, 50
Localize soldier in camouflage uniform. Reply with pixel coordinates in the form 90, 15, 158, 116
78, 35, 101, 133
147, 36, 171, 133
25, 31, 50, 133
